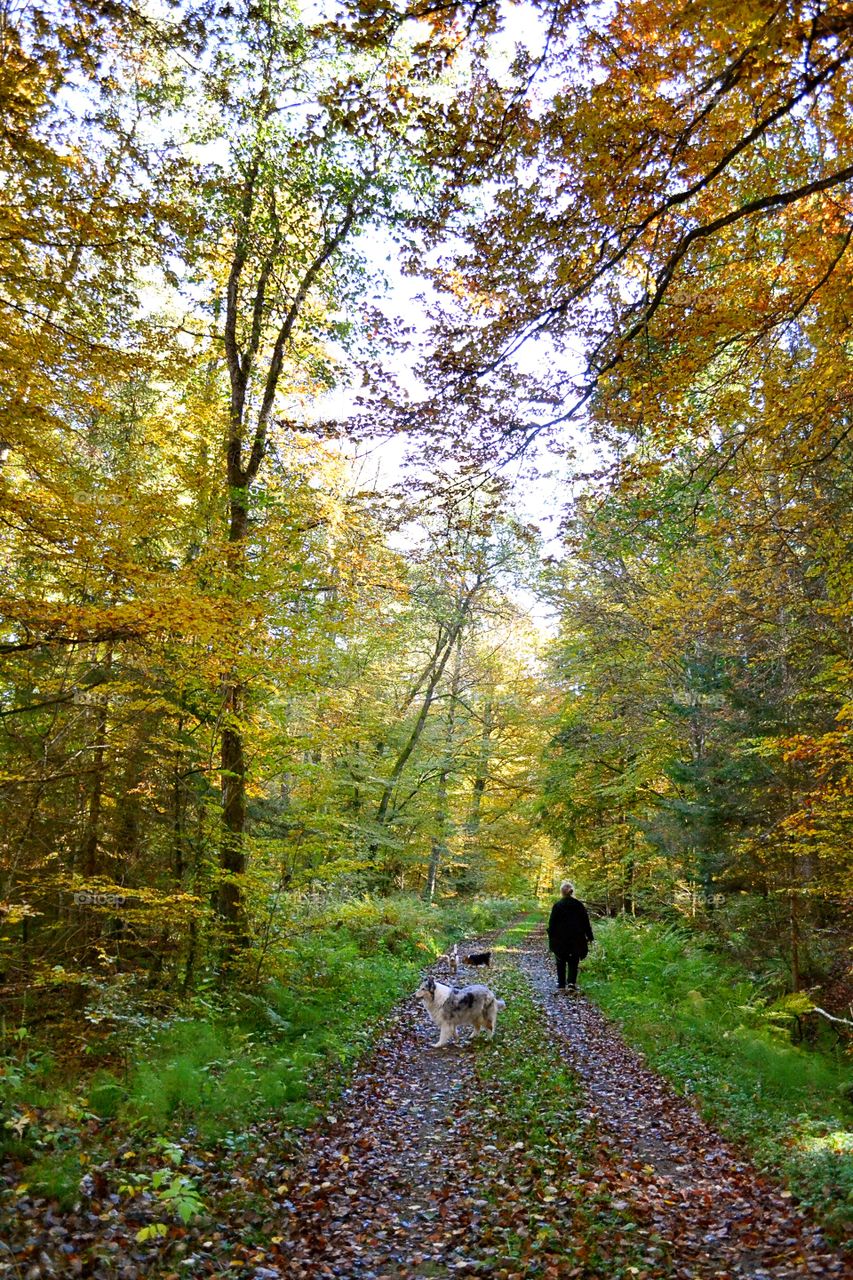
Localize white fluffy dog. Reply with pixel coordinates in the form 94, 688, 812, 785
415, 975, 506, 1048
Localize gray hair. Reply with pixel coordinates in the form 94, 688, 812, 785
560, 880, 575, 896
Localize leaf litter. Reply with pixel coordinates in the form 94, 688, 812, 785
2, 924, 851, 1279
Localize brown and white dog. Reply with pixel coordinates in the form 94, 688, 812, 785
415, 976, 506, 1048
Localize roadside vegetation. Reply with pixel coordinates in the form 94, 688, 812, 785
0, 896, 525, 1209
584, 918, 853, 1239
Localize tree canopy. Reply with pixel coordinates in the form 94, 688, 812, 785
1, 0, 851, 1007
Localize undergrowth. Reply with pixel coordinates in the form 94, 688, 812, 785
584, 917, 853, 1241
1, 894, 526, 1192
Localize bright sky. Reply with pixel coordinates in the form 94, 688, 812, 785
298, 1, 601, 560
306, 227, 594, 562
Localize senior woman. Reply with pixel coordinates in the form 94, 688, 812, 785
547, 880, 595, 991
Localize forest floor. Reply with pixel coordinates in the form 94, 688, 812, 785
3, 922, 851, 1280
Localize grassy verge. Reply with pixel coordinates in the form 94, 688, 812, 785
453, 919, 675, 1279
583, 917, 853, 1240
1, 894, 528, 1204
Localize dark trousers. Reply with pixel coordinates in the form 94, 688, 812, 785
556, 954, 580, 988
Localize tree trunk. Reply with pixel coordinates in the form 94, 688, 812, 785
621, 856, 634, 915
214, 133, 357, 946
790, 866, 801, 992
183, 804, 206, 993
218, 492, 249, 946
425, 638, 462, 901
80, 649, 112, 877
172, 722, 185, 885
465, 699, 492, 842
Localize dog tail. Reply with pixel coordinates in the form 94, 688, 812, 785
495, 998, 506, 1010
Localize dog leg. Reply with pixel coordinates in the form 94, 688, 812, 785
432, 1025, 455, 1049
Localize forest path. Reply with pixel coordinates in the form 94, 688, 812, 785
515, 926, 847, 1280
4, 924, 850, 1280
273, 924, 849, 1280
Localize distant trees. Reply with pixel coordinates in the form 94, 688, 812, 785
398, 0, 853, 992
254, 501, 552, 901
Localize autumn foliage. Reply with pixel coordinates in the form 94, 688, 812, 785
1, 0, 851, 1039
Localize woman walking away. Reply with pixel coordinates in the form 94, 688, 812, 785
548, 881, 594, 992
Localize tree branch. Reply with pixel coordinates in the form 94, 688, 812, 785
244, 202, 358, 483
608, 161, 853, 372
811, 1004, 853, 1030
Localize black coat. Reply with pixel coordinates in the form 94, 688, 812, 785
547, 896, 594, 961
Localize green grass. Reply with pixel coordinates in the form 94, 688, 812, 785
584, 917, 853, 1240
22, 1151, 82, 1210
120, 945, 419, 1138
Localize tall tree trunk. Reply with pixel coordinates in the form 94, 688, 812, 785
218, 492, 249, 945
777, 586, 800, 993
114, 734, 144, 876
621, 861, 634, 915
425, 638, 462, 901
80, 648, 112, 877
465, 698, 493, 842
790, 854, 801, 992
172, 718, 185, 885
183, 804, 206, 993
350, 741, 362, 815
621, 813, 634, 914
214, 104, 357, 944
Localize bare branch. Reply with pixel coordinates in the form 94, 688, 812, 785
812, 1004, 853, 1029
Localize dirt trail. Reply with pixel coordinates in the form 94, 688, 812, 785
3, 926, 851, 1280
273, 925, 850, 1279
273, 934, 508, 1279
517, 926, 849, 1280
